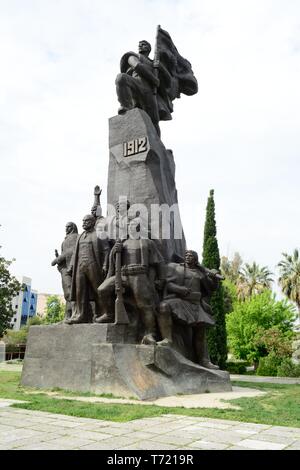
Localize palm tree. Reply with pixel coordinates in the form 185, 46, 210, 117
221, 252, 243, 283
278, 249, 300, 320
237, 262, 273, 300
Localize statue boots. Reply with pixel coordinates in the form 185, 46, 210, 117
140, 308, 157, 345
195, 325, 219, 370
66, 302, 93, 324
156, 307, 173, 347
94, 312, 114, 324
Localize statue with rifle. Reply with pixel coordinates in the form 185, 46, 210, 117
97, 220, 164, 345
114, 239, 129, 325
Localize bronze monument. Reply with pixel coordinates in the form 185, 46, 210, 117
22, 26, 231, 399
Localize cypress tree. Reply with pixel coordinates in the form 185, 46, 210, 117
202, 189, 227, 369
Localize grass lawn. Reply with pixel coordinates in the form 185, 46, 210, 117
0, 370, 299, 427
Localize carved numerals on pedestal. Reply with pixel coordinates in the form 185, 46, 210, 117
123, 137, 148, 157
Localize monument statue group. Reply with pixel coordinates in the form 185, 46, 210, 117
22, 26, 231, 399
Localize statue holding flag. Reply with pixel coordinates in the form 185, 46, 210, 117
115, 26, 198, 136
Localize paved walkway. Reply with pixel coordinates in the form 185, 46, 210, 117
231, 374, 300, 385
0, 403, 299, 450
0, 362, 23, 372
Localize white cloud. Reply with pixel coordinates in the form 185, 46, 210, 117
0, 0, 299, 294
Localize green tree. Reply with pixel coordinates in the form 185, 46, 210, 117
202, 189, 227, 368
226, 290, 296, 366
278, 249, 300, 320
254, 326, 294, 360
45, 295, 64, 324
0, 247, 21, 338
237, 262, 273, 300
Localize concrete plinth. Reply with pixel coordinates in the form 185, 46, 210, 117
91, 343, 231, 400
21, 324, 231, 399
21, 323, 136, 392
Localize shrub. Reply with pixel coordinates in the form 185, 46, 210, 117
256, 353, 282, 376
3, 327, 28, 346
5, 343, 22, 353
277, 358, 300, 378
3, 316, 44, 348
225, 361, 248, 374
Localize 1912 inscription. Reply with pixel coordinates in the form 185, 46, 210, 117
123, 137, 147, 157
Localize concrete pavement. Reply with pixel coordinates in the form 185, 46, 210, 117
230, 374, 300, 385
0, 402, 299, 450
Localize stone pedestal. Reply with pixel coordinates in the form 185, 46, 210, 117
21, 323, 137, 392
108, 108, 186, 261
22, 324, 231, 399
92, 343, 231, 400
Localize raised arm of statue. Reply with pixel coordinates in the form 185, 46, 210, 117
91, 185, 103, 219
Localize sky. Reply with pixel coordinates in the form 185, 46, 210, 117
0, 0, 299, 296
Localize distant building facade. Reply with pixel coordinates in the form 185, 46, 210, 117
11, 278, 65, 329
11, 276, 38, 330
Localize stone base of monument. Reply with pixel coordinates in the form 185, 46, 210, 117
21, 324, 137, 392
22, 324, 231, 400
91, 343, 231, 400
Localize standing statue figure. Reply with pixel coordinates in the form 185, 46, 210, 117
96, 221, 164, 346
157, 250, 222, 369
51, 222, 78, 320
67, 214, 110, 324
116, 26, 198, 136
